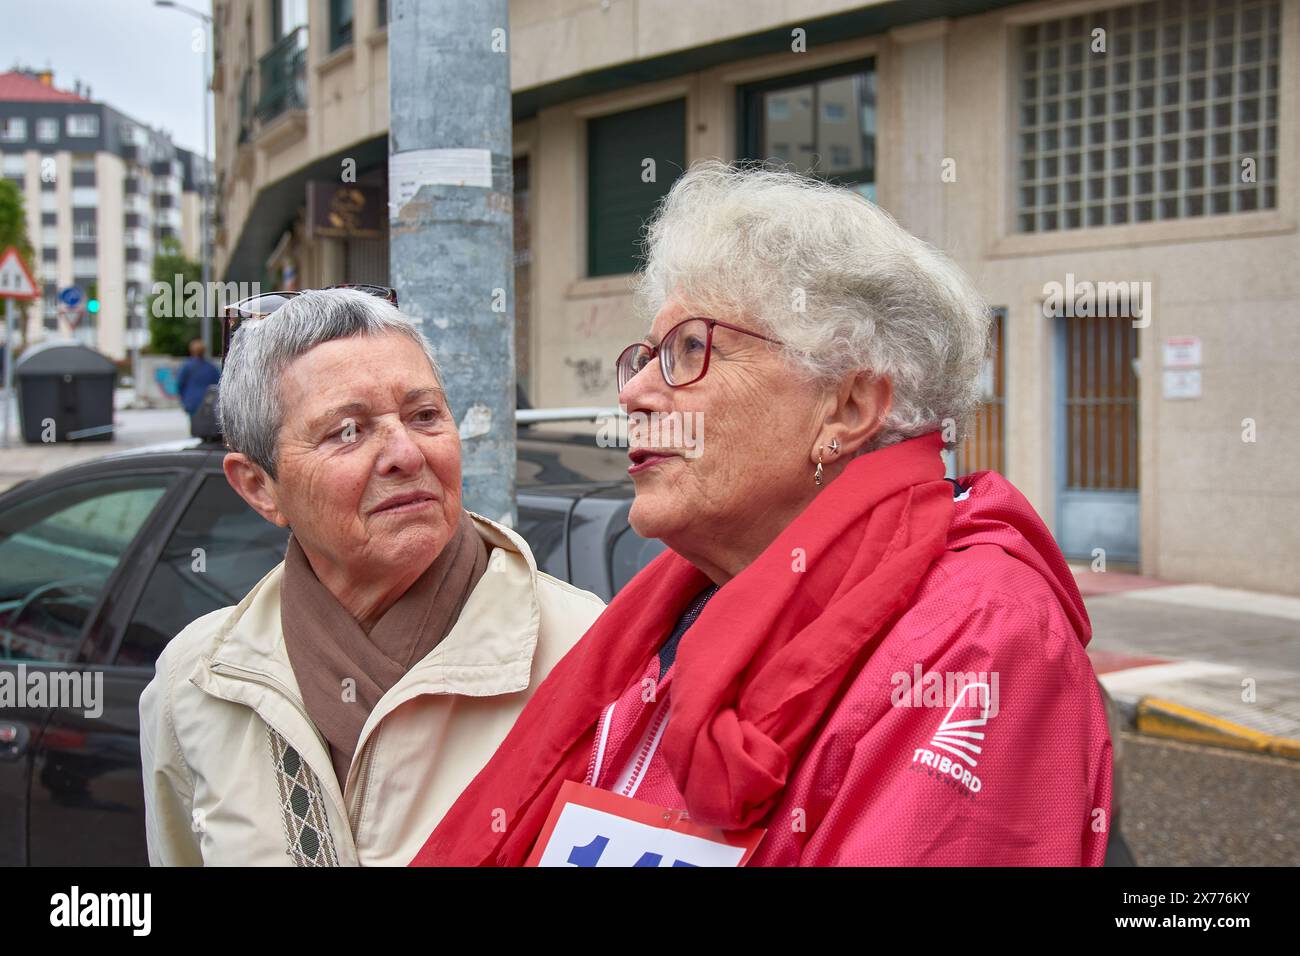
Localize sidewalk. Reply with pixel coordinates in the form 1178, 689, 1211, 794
0, 389, 194, 493
1079, 567, 1300, 760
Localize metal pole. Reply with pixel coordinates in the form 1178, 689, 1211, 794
200, 17, 213, 356
388, 0, 516, 525
3, 298, 14, 448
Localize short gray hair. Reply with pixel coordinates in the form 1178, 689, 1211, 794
634, 160, 992, 449
218, 288, 442, 477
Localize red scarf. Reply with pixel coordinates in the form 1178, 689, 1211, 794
410, 432, 954, 866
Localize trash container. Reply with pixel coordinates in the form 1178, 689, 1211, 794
14, 340, 117, 443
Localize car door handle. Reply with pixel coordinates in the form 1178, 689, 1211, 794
0, 723, 29, 761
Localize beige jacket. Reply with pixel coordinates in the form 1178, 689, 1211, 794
139, 513, 604, 866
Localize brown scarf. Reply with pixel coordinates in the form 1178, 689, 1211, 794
279, 509, 490, 790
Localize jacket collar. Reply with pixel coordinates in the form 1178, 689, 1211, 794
191, 512, 543, 702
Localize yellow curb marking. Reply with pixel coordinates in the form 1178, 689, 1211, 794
1137, 698, 1300, 760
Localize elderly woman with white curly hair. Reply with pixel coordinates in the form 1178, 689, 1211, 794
416, 161, 1113, 867
139, 288, 605, 866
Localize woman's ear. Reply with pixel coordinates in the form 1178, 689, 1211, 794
817, 370, 893, 460
223, 452, 290, 528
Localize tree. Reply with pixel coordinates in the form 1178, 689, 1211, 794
146, 236, 202, 356
0, 179, 35, 354
0, 178, 34, 265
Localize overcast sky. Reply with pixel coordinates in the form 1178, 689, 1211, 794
1, 0, 213, 156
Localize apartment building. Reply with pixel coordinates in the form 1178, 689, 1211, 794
0, 68, 213, 361
212, 0, 1298, 594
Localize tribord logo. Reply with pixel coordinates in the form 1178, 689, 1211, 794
910, 681, 995, 798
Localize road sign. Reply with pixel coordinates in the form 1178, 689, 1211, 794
59, 285, 84, 309
1, 246, 37, 450
0, 248, 38, 300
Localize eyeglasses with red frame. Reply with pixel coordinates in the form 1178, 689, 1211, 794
219, 284, 398, 357
616, 316, 780, 391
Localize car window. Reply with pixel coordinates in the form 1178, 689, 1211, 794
0, 475, 173, 663
517, 503, 569, 581
115, 475, 289, 667
517, 430, 632, 486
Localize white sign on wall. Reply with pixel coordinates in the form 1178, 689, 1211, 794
1163, 368, 1202, 400
1163, 336, 1202, 369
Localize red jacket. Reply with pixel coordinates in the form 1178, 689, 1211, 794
583, 471, 1113, 865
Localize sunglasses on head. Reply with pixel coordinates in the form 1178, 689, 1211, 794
220, 284, 398, 356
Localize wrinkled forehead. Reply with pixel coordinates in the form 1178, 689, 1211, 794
279, 332, 444, 417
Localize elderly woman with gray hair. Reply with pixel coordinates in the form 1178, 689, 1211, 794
139, 288, 604, 866
415, 162, 1113, 867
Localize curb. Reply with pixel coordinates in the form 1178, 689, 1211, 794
1132, 697, 1300, 760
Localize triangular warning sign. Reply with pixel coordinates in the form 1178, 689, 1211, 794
0, 247, 38, 299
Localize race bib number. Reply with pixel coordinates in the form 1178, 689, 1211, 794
526, 781, 766, 867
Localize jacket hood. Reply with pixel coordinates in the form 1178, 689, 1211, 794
945, 470, 1092, 647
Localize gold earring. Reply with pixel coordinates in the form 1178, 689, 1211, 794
814, 448, 825, 486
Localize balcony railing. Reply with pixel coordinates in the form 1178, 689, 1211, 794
256, 26, 308, 124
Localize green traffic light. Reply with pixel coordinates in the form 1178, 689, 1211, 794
87, 299, 100, 314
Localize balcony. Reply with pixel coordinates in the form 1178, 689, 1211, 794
256, 26, 307, 125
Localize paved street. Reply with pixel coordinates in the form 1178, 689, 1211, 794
1082, 570, 1300, 757
1120, 734, 1299, 866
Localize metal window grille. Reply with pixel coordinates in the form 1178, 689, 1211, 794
1016, 0, 1280, 232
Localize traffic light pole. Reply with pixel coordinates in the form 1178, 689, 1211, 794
2, 298, 13, 448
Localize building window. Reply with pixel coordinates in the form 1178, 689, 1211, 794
272, 0, 308, 39
1017, 0, 1280, 232
954, 308, 1007, 476
378, 0, 387, 27
42, 248, 57, 264
587, 98, 686, 278
329, 0, 354, 51
66, 114, 100, 138
1, 117, 26, 142
41, 212, 56, 226
72, 221, 96, 241
741, 59, 877, 202
36, 118, 58, 143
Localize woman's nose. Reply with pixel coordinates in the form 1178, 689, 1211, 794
618, 357, 668, 411
375, 419, 425, 473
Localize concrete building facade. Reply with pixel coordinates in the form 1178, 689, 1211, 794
211, 0, 1299, 595
0, 68, 213, 361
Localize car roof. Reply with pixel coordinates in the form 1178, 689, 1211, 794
7, 431, 633, 494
